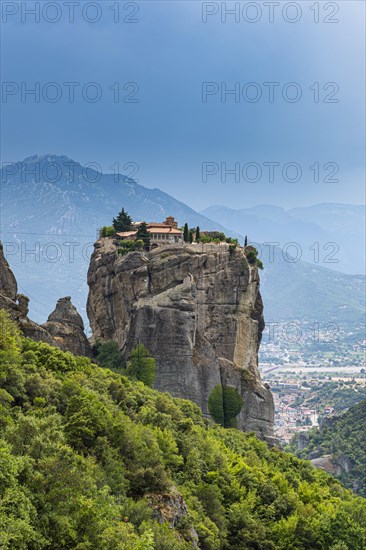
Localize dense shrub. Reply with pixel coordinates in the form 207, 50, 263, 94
245, 247, 264, 269
246, 250, 257, 264
117, 239, 145, 255
92, 341, 126, 372
0, 310, 22, 353
101, 225, 115, 237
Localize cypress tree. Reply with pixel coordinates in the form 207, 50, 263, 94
196, 226, 200, 241
136, 222, 151, 249
244, 235, 248, 247
189, 230, 194, 243
112, 208, 133, 232
183, 223, 189, 242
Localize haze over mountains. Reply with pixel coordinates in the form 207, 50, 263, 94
0, 155, 237, 322
1, 155, 365, 340
201, 204, 366, 275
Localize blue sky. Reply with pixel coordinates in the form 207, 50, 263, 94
1, 0, 365, 210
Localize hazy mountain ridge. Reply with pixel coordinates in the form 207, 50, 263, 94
201, 203, 366, 275
0, 155, 240, 321
2, 154, 234, 238
260, 246, 365, 325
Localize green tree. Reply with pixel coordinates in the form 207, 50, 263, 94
127, 344, 157, 387
208, 385, 244, 428
113, 208, 133, 232
93, 341, 126, 372
244, 236, 248, 246
136, 222, 151, 250
196, 226, 200, 242
189, 230, 194, 244
101, 226, 115, 237
183, 223, 189, 242
0, 310, 22, 354
223, 387, 244, 427
199, 234, 212, 244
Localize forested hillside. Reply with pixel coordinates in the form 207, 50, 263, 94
1, 310, 366, 549
290, 400, 366, 498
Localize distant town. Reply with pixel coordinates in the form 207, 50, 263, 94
260, 325, 366, 444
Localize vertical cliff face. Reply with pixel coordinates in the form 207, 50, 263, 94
87, 240, 275, 443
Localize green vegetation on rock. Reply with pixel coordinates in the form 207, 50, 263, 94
117, 239, 144, 255
245, 247, 264, 269
198, 231, 238, 246
1, 311, 366, 549
100, 225, 115, 237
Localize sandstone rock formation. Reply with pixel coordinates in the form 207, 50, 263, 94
87, 239, 275, 443
148, 487, 189, 528
42, 297, 91, 357
0, 242, 90, 356
147, 487, 199, 547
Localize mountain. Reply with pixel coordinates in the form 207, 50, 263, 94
1, 313, 366, 548
0, 155, 239, 322
259, 245, 365, 325
1, 155, 365, 339
2, 155, 236, 237
290, 400, 366, 497
201, 203, 366, 275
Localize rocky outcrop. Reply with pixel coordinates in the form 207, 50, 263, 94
0, 242, 90, 356
0, 242, 17, 300
310, 455, 340, 475
297, 432, 310, 451
87, 239, 275, 444
147, 487, 199, 547
146, 486, 198, 548
42, 297, 91, 357
311, 452, 356, 478
0, 243, 56, 345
